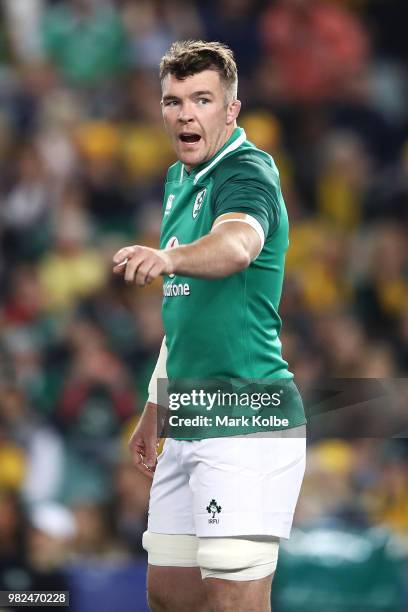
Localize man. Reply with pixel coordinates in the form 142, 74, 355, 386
113, 41, 306, 612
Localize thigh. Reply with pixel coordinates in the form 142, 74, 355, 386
148, 565, 209, 612
148, 439, 195, 535
188, 432, 306, 538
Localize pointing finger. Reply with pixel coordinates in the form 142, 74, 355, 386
113, 246, 138, 264
124, 253, 145, 283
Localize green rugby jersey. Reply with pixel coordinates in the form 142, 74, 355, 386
160, 127, 306, 439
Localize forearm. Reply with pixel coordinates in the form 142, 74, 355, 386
112, 215, 262, 286
167, 226, 252, 279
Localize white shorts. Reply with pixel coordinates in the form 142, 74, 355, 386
148, 425, 306, 539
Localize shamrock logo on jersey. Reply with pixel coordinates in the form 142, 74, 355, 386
206, 499, 222, 518
192, 188, 207, 219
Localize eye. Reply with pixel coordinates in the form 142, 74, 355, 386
197, 98, 210, 105
163, 100, 179, 107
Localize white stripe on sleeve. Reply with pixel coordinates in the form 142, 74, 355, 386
212, 214, 265, 255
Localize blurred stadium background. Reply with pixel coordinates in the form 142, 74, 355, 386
0, 1, 407, 610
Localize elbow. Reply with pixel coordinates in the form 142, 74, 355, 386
233, 248, 251, 272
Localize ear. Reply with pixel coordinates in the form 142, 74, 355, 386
226, 99, 241, 125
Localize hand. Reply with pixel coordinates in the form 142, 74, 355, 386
128, 403, 160, 479
113, 245, 174, 286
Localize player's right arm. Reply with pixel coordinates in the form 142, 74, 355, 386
128, 336, 167, 479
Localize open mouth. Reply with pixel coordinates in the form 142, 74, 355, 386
179, 133, 201, 144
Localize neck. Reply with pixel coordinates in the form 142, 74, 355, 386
185, 123, 237, 173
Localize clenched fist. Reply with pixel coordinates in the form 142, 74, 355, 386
113, 245, 175, 286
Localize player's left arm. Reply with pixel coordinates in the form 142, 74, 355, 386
112, 212, 263, 284
167, 211, 263, 278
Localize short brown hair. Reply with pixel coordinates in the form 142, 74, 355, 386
160, 40, 238, 101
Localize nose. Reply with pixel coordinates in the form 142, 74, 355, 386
178, 102, 194, 123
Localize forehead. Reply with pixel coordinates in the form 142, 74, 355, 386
161, 70, 224, 97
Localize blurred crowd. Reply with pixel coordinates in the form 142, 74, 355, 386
0, 0, 407, 609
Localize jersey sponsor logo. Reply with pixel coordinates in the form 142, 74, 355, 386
166, 236, 179, 249
165, 194, 175, 215
163, 281, 191, 297
163, 236, 191, 295
165, 236, 179, 278
192, 188, 206, 219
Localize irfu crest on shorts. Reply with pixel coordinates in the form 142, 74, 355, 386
207, 499, 222, 524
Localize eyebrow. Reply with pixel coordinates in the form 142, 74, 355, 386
162, 90, 214, 102
191, 90, 214, 97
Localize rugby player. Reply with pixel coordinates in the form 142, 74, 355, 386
113, 40, 306, 612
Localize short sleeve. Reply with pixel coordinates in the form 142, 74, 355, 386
212, 156, 281, 240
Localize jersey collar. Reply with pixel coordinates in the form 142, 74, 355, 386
179, 127, 246, 184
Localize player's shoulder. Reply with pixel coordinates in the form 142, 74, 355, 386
166, 160, 182, 183
214, 140, 280, 190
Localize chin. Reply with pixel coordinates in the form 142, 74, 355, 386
180, 152, 205, 167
